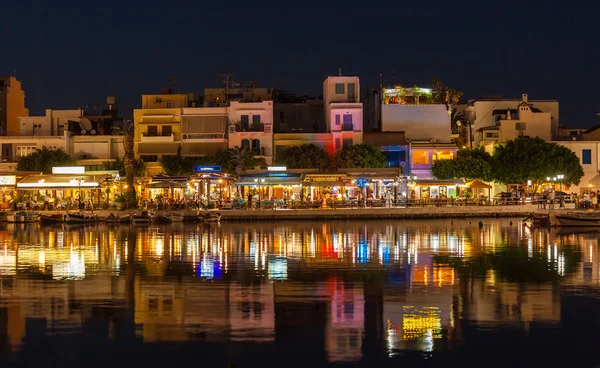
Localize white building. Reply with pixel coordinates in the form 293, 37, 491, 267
554, 141, 599, 194
477, 95, 552, 146
323, 75, 363, 152
380, 87, 451, 143
468, 94, 558, 146
18, 109, 83, 136
228, 101, 274, 164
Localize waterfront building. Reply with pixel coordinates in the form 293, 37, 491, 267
228, 101, 274, 164
323, 74, 363, 153
180, 106, 228, 158
272, 90, 324, 133
0, 76, 29, 136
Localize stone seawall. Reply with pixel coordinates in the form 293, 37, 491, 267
217, 206, 539, 221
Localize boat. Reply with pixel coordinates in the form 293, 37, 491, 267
552, 212, 600, 227
39, 213, 65, 225
523, 212, 550, 226
103, 213, 130, 224
132, 211, 154, 224
65, 212, 96, 224
170, 213, 184, 222
7, 211, 39, 223
199, 211, 221, 223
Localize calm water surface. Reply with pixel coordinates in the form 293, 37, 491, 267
0, 219, 599, 367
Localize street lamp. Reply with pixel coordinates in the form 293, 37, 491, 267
70, 178, 85, 210
557, 174, 565, 208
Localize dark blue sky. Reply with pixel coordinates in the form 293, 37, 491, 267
1, 0, 598, 127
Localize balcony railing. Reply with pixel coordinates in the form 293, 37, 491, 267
141, 132, 175, 142
341, 123, 354, 132
233, 123, 265, 132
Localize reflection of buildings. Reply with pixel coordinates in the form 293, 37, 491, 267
229, 282, 275, 341
325, 278, 364, 362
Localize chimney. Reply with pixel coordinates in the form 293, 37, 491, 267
522, 93, 528, 103
107, 96, 116, 111
338, 68, 342, 76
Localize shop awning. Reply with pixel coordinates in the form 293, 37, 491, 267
145, 180, 186, 189
17, 174, 109, 189
137, 143, 179, 155
414, 179, 464, 186
466, 180, 492, 189
181, 142, 227, 156
235, 174, 302, 186
303, 181, 347, 187
589, 174, 600, 187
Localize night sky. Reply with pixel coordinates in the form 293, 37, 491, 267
2, 0, 599, 127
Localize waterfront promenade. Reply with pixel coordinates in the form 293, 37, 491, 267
33, 204, 557, 221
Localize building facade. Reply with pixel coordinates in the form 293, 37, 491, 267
228, 101, 274, 164
18, 109, 83, 137
0, 76, 29, 136
323, 76, 363, 153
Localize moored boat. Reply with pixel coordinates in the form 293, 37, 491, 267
132, 210, 154, 224
65, 212, 96, 224
199, 211, 221, 223
552, 212, 600, 227
170, 213, 184, 222
523, 212, 550, 226
7, 211, 39, 223
40, 213, 65, 225
103, 213, 130, 224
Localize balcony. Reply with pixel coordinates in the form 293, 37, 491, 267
231, 123, 272, 133
141, 132, 175, 143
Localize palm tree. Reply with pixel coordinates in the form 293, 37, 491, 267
229, 146, 267, 176
122, 120, 137, 207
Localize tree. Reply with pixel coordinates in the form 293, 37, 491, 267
277, 144, 331, 171
334, 144, 386, 169
491, 136, 584, 187
229, 146, 267, 175
16, 146, 75, 173
158, 155, 199, 176
431, 148, 493, 181
102, 157, 147, 177
122, 121, 137, 207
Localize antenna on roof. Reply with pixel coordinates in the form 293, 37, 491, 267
338, 68, 342, 76
219, 73, 234, 104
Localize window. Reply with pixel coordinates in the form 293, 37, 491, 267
241, 139, 250, 151
161, 125, 172, 136
485, 132, 499, 138
335, 138, 341, 149
582, 149, 592, 165
252, 139, 261, 155
348, 83, 356, 101
515, 122, 526, 130
241, 115, 249, 130
16, 146, 36, 158
166, 101, 174, 108
335, 115, 341, 126
252, 115, 261, 125
342, 114, 353, 131
343, 138, 353, 149
412, 149, 430, 165
147, 125, 158, 136
335, 83, 345, 94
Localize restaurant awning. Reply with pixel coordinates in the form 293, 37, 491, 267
145, 180, 186, 189
303, 181, 347, 187
414, 179, 464, 186
235, 173, 302, 186
181, 142, 227, 156
466, 180, 492, 189
137, 143, 180, 155
17, 174, 109, 189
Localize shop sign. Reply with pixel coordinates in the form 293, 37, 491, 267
194, 166, 222, 173
268, 166, 286, 172
355, 178, 369, 188
52, 166, 85, 175
0, 176, 16, 185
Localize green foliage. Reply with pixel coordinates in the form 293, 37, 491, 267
16, 146, 75, 173
158, 147, 266, 177
432, 148, 493, 181
102, 157, 147, 177
278, 144, 331, 171
335, 144, 386, 169
491, 136, 584, 185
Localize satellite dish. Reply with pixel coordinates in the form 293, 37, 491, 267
90, 129, 96, 135
81, 130, 86, 135
456, 121, 462, 126
79, 118, 92, 131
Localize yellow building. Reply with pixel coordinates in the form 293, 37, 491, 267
0, 76, 29, 136
134, 92, 187, 174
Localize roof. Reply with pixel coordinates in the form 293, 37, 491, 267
137, 143, 179, 155
476, 125, 500, 132
235, 173, 302, 186
145, 180, 186, 189
466, 180, 491, 189
17, 174, 109, 189
414, 179, 464, 185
